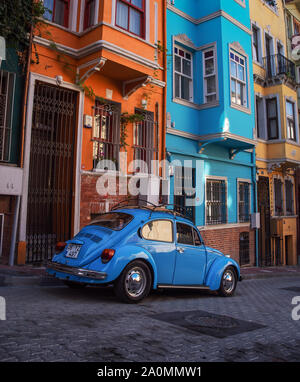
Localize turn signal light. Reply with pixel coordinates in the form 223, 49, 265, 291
55, 242, 67, 253
101, 249, 115, 264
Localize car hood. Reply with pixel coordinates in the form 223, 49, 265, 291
52, 225, 121, 267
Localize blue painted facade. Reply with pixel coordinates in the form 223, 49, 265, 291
166, 0, 256, 235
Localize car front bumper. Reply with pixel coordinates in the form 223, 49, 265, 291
47, 261, 107, 280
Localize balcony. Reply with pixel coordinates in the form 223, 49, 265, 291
263, 54, 296, 83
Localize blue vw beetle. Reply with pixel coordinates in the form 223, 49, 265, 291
47, 202, 242, 303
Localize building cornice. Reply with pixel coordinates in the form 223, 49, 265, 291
167, 3, 252, 35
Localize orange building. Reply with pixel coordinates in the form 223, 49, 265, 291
16, 0, 166, 264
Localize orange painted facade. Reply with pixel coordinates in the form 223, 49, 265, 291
16, 0, 166, 263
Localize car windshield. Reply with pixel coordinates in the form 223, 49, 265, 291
89, 212, 133, 231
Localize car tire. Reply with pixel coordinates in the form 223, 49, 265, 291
63, 280, 87, 289
114, 260, 152, 303
218, 266, 237, 297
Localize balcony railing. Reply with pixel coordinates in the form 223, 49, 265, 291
263, 54, 296, 82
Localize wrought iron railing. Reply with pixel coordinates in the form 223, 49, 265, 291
263, 54, 296, 81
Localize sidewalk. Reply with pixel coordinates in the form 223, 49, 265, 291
0, 263, 299, 287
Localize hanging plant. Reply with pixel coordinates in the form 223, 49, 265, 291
120, 112, 145, 150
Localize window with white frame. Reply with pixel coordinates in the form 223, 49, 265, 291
203, 47, 217, 103
115, 0, 145, 38
43, 0, 70, 28
285, 179, 294, 216
238, 181, 251, 222
230, 50, 248, 108
252, 25, 262, 63
174, 45, 193, 102
263, 0, 278, 13
286, 100, 296, 141
206, 178, 227, 225
266, 97, 279, 140
84, 0, 96, 29
0, 70, 15, 162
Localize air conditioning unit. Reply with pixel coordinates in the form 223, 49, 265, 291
250, 212, 260, 229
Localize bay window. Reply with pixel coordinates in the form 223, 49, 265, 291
174, 45, 193, 102
286, 100, 296, 141
84, 0, 96, 30
116, 0, 145, 37
43, 0, 70, 28
203, 47, 217, 103
230, 50, 248, 108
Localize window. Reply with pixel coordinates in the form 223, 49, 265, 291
252, 25, 260, 63
0, 214, 3, 257
43, 0, 70, 27
133, 109, 157, 174
238, 181, 251, 222
206, 179, 227, 225
141, 220, 173, 243
193, 228, 202, 246
92, 100, 121, 170
274, 178, 283, 216
174, 46, 193, 102
84, 0, 96, 29
203, 47, 217, 103
255, 96, 265, 139
115, 0, 145, 37
174, 166, 196, 221
285, 180, 294, 216
0, 70, 15, 162
266, 98, 279, 139
263, 0, 278, 13
230, 50, 247, 108
286, 100, 296, 141
90, 212, 133, 230
176, 223, 194, 245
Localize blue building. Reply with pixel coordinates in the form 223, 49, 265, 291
166, 0, 257, 265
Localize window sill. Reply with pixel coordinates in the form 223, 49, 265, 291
230, 103, 251, 114
173, 98, 219, 110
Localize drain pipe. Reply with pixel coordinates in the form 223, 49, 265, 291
9, 196, 21, 266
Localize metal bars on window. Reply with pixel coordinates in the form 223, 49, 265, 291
133, 109, 158, 174
274, 178, 283, 216
93, 100, 121, 171
238, 182, 250, 223
206, 179, 227, 225
0, 70, 15, 162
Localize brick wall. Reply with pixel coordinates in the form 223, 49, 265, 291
200, 226, 256, 266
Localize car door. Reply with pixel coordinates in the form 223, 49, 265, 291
140, 219, 177, 284
172, 222, 207, 286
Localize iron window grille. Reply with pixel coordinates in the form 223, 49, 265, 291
203, 47, 217, 103
274, 178, 283, 216
133, 108, 158, 175
43, 0, 70, 28
285, 179, 294, 216
0, 70, 15, 162
92, 100, 121, 171
230, 50, 247, 108
115, 0, 145, 38
174, 45, 193, 102
239, 232, 250, 266
174, 166, 196, 222
206, 179, 227, 225
238, 181, 250, 222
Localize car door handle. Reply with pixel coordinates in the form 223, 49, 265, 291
177, 247, 185, 254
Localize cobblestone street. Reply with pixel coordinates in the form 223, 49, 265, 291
0, 274, 300, 362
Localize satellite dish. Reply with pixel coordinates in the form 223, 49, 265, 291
292, 46, 300, 61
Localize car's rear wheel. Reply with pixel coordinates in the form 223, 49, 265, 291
63, 280, 87, 289
218, 266, 237, 297
114, 260, 152, 303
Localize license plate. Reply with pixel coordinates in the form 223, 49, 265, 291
65, 244, 82, 259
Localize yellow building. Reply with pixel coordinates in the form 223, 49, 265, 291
250, 0, 300, 266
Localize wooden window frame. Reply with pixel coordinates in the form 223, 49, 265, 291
115, 0, 145, 38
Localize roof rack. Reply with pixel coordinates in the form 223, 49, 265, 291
110, 198, 194, 222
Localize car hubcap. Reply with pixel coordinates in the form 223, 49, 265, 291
125, 267, 146, 298
222, 270, 235, 293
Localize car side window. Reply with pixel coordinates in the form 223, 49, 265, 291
176, 223, 194, 245
141, 220, 173, 243
193, 228, 202, 246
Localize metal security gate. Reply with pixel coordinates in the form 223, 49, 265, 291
26, 82, 77, 263
257, 176, 271, 266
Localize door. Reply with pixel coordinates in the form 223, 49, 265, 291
140, 219, 177, 284
26, 82, 78, 263
172, 222, 206, 285
257, 176, 271, 266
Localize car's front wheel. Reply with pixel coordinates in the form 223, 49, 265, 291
218, 266, 237, 297
114, 260, 152, 303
